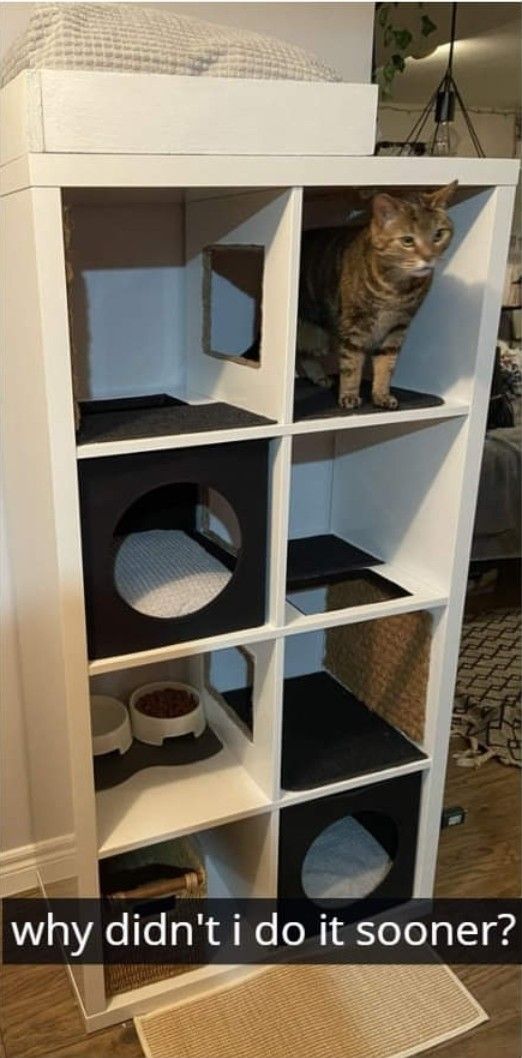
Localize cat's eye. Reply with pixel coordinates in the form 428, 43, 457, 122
400, 235, 415, 247
433, 228, 446, 242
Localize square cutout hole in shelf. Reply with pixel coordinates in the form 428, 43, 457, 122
64, 188, 288, 442
282, 614, 430, 792
205, 646, 255, 741
203, 245, 264, 367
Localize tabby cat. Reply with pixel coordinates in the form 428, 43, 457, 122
296, 181, 458, 410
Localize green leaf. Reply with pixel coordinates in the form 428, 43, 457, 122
421, 14, 437, 36
383, 61, 395, 82
384, 25, 394, 47
393, 28, 413, 50
391, 53, 406, 71
378, 4, 390, 28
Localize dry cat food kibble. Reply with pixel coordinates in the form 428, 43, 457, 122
136, 688, 198, 718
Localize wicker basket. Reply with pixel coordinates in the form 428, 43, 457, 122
101, 836, 207, 997
325, 578, 431, 744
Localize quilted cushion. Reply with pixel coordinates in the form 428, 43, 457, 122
1, 3, 340, 87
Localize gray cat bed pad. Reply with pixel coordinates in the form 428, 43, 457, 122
78, 395, 275, 445
301, 815, 392, 904
114, 530, 233, 618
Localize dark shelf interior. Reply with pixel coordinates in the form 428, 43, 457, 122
78, 393, 275, 445
293, 377, 444, 422
287, 533, 383, 591
94, 726, 223, 791
281, 672, 426, 791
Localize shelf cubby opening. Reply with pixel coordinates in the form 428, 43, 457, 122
281, 611, 430, 793
63, 187, 296, 445
100, 811, 273, 997
278, 771, 421, 932
78, 438, 270, 659
286, 419, 466, 617
293, 183, 493, 421
92, 647, 273, 858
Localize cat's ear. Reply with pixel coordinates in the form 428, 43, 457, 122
372, 193, 403, 228
422, 180, 459, 209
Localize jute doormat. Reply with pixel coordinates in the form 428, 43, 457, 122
135, 962, 487, 1058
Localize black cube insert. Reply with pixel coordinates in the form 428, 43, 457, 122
78, 439, 269, 659
278, 771, 421, 931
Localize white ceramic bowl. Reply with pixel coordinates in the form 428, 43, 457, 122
129, 681, 205, 746
90, 695, 132, 756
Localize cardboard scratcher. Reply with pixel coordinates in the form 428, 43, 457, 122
101, 836, 207, 996
325, 579, 431, 744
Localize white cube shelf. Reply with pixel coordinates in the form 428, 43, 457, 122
1, 71, 517, 1029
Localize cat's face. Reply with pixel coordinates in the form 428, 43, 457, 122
369, 181, 458, 278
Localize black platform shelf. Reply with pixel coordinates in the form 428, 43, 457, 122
94, 726, 223, 792
293, 377, 443, 422
287, 534, 383, 591
78, 393, 275, 445
281, 672, 426, 791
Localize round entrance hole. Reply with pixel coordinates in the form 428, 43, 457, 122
113, 484, 241, 619
301, 812, 397, 906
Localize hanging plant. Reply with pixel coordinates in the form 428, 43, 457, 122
374, 3, 438, 98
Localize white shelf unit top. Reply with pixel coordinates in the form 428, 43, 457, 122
1, 149, 519, 197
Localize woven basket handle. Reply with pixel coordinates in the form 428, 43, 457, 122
109, 868, 205, 904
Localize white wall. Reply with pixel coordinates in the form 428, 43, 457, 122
0, 1, 375, 882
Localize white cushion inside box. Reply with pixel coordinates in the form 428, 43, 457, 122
301, 816, 392, 904
114, 529, 232, 619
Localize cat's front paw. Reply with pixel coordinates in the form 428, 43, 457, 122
339, 394, 362, 411
372, 393, 399, 410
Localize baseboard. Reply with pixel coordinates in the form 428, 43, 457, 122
0, 834, 76, 896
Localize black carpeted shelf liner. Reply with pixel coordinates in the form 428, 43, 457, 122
78, 393, 276, 444
220, 686, 254, 734
282, 672, 425, 791
287, 534, 383, 590
94, 726, 223, 791
293, 377, 444, 422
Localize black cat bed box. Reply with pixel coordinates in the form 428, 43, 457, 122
278, 771, 421, 933
78, 439, 269, 659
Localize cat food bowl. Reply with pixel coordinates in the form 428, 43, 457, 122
90, 695, 132, 756
129, 682, 205, 746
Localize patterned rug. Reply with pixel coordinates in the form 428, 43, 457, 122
452, 608, 521, 768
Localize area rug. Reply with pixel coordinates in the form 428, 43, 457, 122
452, 608, 521, 767
135, 962, 487, 1058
